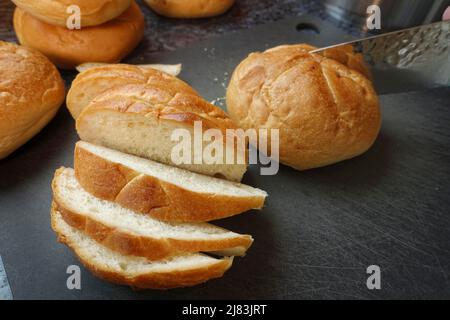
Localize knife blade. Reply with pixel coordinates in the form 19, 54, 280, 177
311, 21, 450, 94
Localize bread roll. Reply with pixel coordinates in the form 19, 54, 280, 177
12, 0, 132, 27
76, 82, 248, 182
13, 2, 144, 69
67, 64, 197, 119
226, 44, 381, 171
0, 41, 65, 160
145, 0, 235, 18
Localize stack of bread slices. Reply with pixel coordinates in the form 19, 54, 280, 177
51, 64, 268, 289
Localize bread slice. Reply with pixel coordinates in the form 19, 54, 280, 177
74, 141, 267, 222
52, 168, 253, 260
51, 206, 233, 289
75, 82, 248, 182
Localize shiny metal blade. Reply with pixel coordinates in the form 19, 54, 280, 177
312, 21, 450, 94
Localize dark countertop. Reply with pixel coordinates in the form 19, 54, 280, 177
0, 0, 364, 52
1, 0, 450, 300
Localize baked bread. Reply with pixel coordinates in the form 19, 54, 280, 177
0, 41, 65, 160
12, 0, 133, 27
51, 206, 233, 289
74, 141, 266, 222
13, 2, 144, 69
67, 64, 197, 119
75, 62, 182, 76
52, 167, 253, 258
226, 44, 381, 171
75, 70, 247, 182
145, 0, 235, 18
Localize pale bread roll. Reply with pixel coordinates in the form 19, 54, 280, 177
13, 2, 144, 69
12, 0, 133, 27
226, 44, 381, 171
0, 41, 65, 160
71, 66, 248, 182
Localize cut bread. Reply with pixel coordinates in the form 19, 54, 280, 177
51, 206, 233, 289
74, 74, 248, 182
52, 168, 253, 259
74, 141, 267, 222
67, 64, 197, 119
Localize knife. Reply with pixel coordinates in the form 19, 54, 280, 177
311, 20, 450, 94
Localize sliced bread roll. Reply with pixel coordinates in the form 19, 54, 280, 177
74, 141, 267, 222
52, 168, 253, 259
74, 67, 247, 182
51, 206, 233, 289
67, 64, 197, 119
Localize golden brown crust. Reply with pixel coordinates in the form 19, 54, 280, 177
145, 0, 235, 18
80, 83, 237, 134
74, 143, 264, 222
72, 64, 248, 182
12, 0, 133, 27
0, 41, 65, 159
13, 2, 144, 69
52, 168, 253, 256
226, 43, 381, 171
50, 204, 233, 289
88, 258, 232, 290
67, 64, 198, 119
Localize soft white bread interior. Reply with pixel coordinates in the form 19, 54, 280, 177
74, 141, 266, 222
75, 78, 248, 182
52, 167, 254, 258
51, 206, 233, 289
75, 63, 182, 76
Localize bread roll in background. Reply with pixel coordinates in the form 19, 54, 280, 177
0, 41, 65, 160
13, 1, 144, 69
226, 44, 381, 171
145, 0, 235, 18
11, 0, 133, 28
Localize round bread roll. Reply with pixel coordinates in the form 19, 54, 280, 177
13, 1, 145, 69
145, 0, 235, 18
0, 41, 65, 160
226, 44, 381, 171
11, 0, 133, 28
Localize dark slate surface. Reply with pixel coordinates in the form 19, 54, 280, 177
0, 0, 328, 50
1, 2, 450, 300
